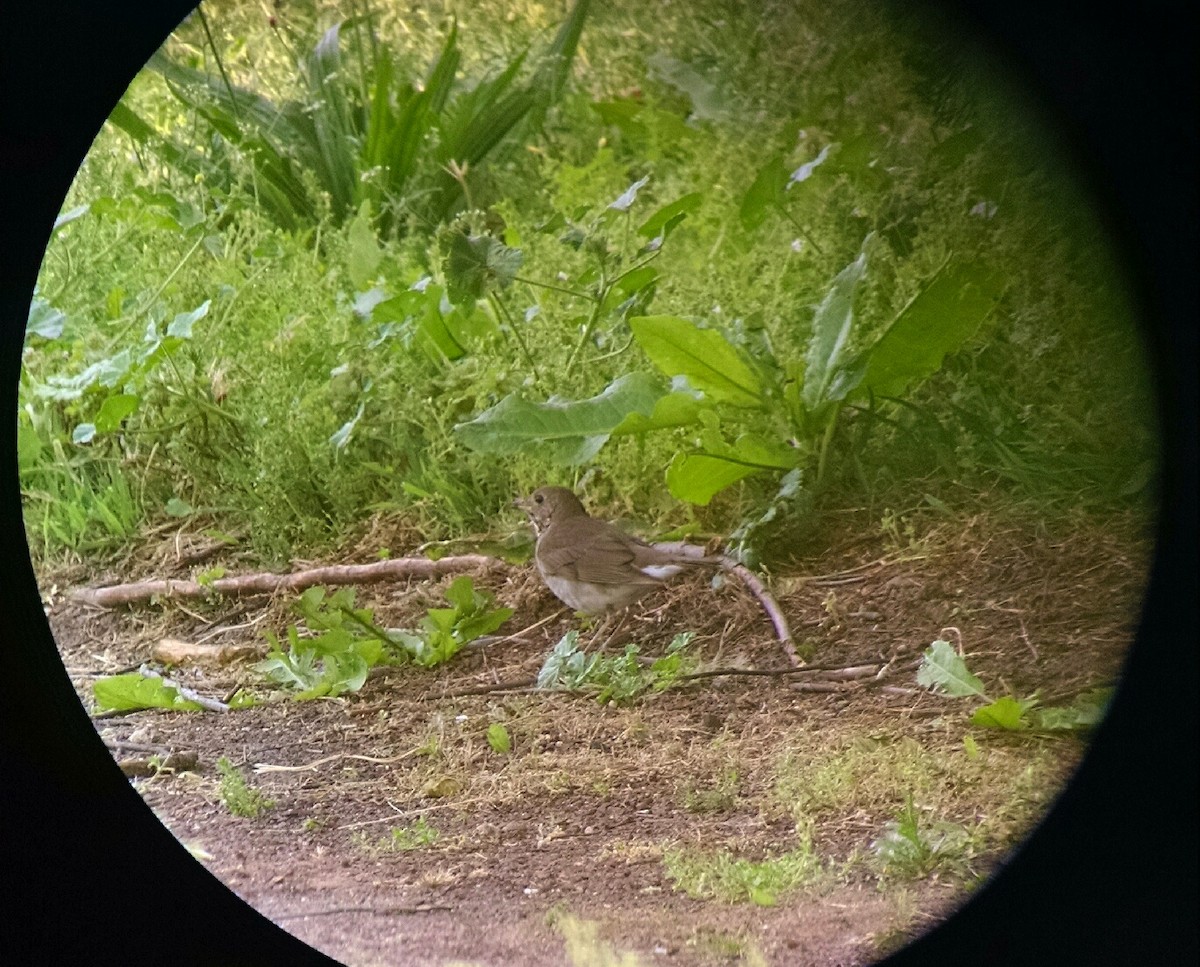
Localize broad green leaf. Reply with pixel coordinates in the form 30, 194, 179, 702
537, 631, 598, 689
971, 696, 1028, 730
1030, 688, 1112, 731
613, 265, 659, 296
94, 349, 133, 388
140, 335, 184, 367
487, 723, 512, 754
667, 452, 759, 505
197, 566, 226, 587
455, 606, 514, 644
630, 315, 763, 408
444, 575, 479, 611
417, 297, 469, 361
455, 372, 666, 464
444, 233, 523, 306
916, 639, 987, 698
802, 248, 868, 410
105, 288, 124, 320
93, 393, 139, 432
637, 192, 702, 238
739, 155, 787, 231
26, 298, 66, 341
93, 673, 204, 713
166, 300, 211, 338
346, 202, 383, 291
600, 265, 659, 315
16, 423, 42, 470
610, 390, 706, 436
666, 434, 796, 506
851, 261, 1004, 400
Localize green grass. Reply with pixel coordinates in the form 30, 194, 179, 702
215, 756, 276, 818
663, 837, 823, 905
20, 0, 1155, 569
351, 816, 441, 853
772, 732, 1062, 856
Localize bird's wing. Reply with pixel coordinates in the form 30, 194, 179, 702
539, 520, 662, 587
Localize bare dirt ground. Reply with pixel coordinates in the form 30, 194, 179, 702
41, 498, 1151, 967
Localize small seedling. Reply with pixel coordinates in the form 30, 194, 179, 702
871, 795, 971, 879
255, 579, 513, 699
216, 756, 275, 818
487, 723, 512, 754
537, 631, 694, 705
681, 769, 739, 814
352, 816, 440, 854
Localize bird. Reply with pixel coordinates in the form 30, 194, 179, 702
514, 486, 719, 615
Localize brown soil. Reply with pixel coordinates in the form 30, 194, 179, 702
42, 498, 1151, 967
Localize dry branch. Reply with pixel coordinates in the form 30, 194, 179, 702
275, 904, 451, 920
69, 554, 508, 608
654, 542, 796, 662
69, 544, 797, 662
721, 558, 797, 663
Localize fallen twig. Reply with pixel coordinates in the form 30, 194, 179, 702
433, 678, 539, 699
658, 542, 796, 663
721, 558, 797, 665
274, 904, 451, 921
69, 554, 508, 608
255, 747, 423, 774
337, 796, 493, 831
421, 659, 916, 702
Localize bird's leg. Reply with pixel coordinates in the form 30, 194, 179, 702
591, 608, 632, 654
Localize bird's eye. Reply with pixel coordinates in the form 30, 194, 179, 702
534, 494, 544, 504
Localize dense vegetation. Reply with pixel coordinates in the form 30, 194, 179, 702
20, 0, 1156, 568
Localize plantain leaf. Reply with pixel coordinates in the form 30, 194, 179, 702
455, 372, 667, 464
611, 390, 706, 435
971, 696, 1028, 730
166, 300, 210, 338
26, 298, 66, 341
802, 247, 868, 409
630, 315, 763, 408
666, 432, 797, 505
916, 639, 987, 698
851, 261, 1005, 400
93, 394, 139, 433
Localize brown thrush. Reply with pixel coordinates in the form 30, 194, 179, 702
514, 486, 718, 614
